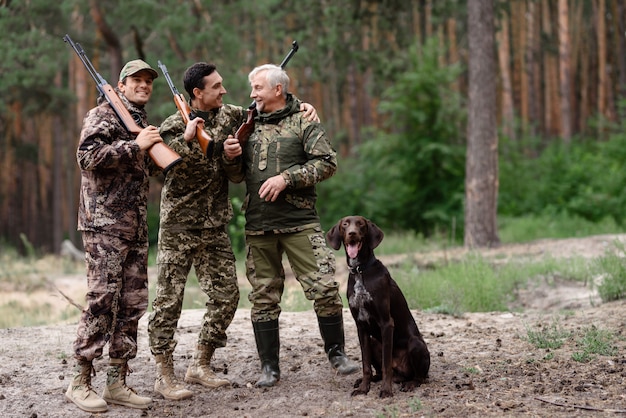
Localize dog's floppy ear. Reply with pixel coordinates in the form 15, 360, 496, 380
367, 220, 384, 249
326, 220, 343, 250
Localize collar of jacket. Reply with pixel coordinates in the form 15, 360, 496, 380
255, 93, 298, 124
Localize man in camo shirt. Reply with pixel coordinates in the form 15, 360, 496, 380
66, 60, 163, 413
223, 64, 359, 388
148, 62, 318, 400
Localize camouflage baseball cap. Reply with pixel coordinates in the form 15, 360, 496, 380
119, 59, 159, 82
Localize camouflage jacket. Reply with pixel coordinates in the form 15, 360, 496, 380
242, 94, 337, 234
157, 104, 245, 234
76, 90, 153, 242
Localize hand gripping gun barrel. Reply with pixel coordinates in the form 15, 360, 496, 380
157, 60, 214, 157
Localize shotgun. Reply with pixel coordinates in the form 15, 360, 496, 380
63, 34, 182, 173
157, 60, 214, 157
234, 40, 299, 146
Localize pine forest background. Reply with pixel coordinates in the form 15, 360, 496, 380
2, 0, 626, 255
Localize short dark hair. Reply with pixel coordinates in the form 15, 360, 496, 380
183, 62, 217, 99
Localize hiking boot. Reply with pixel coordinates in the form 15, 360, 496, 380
65, 359, 108, 413
102, 358, 152, 409
154, 354, 194, 400
185, 344, 230, 388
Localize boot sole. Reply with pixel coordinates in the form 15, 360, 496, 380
184, 375, 231, 388
336, 365, 360, 375
65, 393, 108, 413
103, 397, 152, 409
155, 390, 194, 401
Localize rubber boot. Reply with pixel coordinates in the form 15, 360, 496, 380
318, 314, 360, 375
185, 344, 230, 388
102, 358, 152, 409
65, 359, 108, 413
154, 354, 194, 400
252, 319, 280, 387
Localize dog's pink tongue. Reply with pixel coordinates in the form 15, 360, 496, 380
347, 244, 359, 259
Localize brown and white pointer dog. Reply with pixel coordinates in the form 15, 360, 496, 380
326, 216, 430, 398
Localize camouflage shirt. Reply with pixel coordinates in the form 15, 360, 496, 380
242, 94, 337, 234
76, 90, 152, 242
158, 104, 245, 232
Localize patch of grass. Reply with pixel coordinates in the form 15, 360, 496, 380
498, 213, 623, 243
373, 229, 449, 256
408, 397, 423, 412
395, 251, 593, 315
524, 318, 571, 349
398, 254, 515, 314
376, 405, 400, 418
572, 325, 618, 362
593, 240, 626, 302
0, 300, 52, 328
463, 366, 480, 374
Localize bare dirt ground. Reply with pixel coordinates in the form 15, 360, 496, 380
1, 234, 626, 417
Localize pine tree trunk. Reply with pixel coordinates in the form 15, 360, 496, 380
496, 8, 515, 139
465, 0, 500, 248
558, 0, 573, 141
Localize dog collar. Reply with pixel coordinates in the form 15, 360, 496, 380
348, 257, 377, 275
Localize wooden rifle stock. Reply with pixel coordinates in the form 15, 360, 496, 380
235, 40, 300, 146
63, 34, 182, 173
157, 61, 214, 157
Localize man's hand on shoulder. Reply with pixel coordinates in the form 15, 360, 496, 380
300, 103, 320, 122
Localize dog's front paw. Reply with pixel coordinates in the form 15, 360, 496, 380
351, 378, 370, 396
351, 386, 369, 397
379, 384, 393, 398
379, 389, 393, 398
399, 381, 417, 392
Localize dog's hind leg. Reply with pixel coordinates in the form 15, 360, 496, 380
409, 336, 430, 382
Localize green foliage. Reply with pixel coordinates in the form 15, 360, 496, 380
392, 241, 594, 316
320, 39, 466, 237
498, 213, 623, 243
147, 202, 161, 248
593, 240, 626, 302
400, 255, 515, 315
499, 132, 626, 227
228, 196, 246, 255
524, 319, 571, 349
0, 0, 72, 114
572, 325, 618, 362
523, 317, 618, 363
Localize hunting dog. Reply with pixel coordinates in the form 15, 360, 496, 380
326, 216, 430, 398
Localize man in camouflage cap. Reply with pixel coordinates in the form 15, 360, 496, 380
66, 59, 163, 413
147, 62, 319, 400
223, 64, 359, 388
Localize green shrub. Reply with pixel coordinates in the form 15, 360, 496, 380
594, 240, 626, 302
318, 38, 465, 237
499, 132, 626, 227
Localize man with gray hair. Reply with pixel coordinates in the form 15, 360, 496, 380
224, 64, 359, 388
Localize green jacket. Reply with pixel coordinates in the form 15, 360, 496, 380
158, 104, 245, 238
242, 94, 337, 234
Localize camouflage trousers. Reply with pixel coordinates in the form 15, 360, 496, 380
73, 231, 149, 361
245, 228, 344, 322
148, 226, 239, 355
